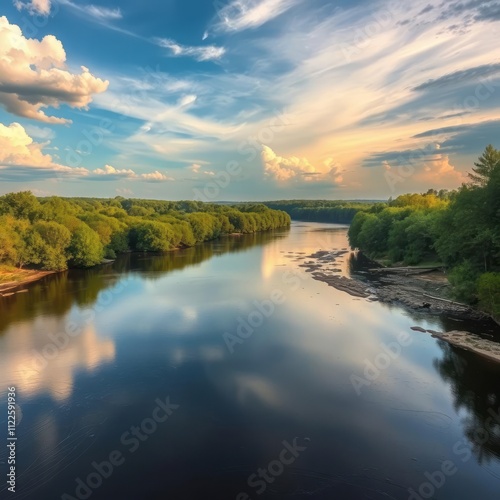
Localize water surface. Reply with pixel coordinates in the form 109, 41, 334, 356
1, 223, 499, 499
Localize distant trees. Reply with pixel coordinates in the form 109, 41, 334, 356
264, 200, 374, 224
348, 145, 500, 313
0, 194, 290, 272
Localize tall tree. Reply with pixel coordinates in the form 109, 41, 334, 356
468, 144, 500, 186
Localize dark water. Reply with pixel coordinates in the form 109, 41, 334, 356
0, 222, 499, 500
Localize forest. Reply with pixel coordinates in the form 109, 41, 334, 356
0, 195, 290, 272
348, 145, 500, 317
263, 200, 375, 223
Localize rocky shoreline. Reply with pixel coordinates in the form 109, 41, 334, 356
410, 327, 500, 364
295, 250, 490, 321
292, 248, 500, 364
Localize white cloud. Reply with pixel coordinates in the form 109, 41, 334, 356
0, 17, 108, 124
178, 94, 197, 107
140, 170, 173, 182
0, 122, 87, 180
262, 145, 343, 184
0, 123, 175, 184
211, 0, 299, 33
14, 0, 51, 15
156, 38, 225, 62
89, 165, 174, 182
59, 0, 122, 20
90, 164, 136, 180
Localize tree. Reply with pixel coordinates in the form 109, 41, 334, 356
468, 144, 500, 186
0, 191, 41, 222
130, 221, 174, 252
477, 273, 500, 318
33, 221, 71, 270
68, 224, 104, 267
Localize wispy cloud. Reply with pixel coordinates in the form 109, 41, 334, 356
156, 38, 226, 62
59, 0, 122, 20
210, 0, 300, 33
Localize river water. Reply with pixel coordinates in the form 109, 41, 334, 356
0, 222, 499, 500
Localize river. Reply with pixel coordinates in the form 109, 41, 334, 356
0, 222, 499, 500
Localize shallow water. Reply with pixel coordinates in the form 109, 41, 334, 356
1, 222, 499, 499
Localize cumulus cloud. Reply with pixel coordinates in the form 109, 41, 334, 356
0, 122, 87, 180
0, 122, 175, 183
420, 154, 467, 186
14, 0, 51, 15
87, 166, 174, 182
262, 145, 343, 184
140, 170, 173, 182
156, 38, 225, 62
211, 0, 299, 33
89, 165, 136, 180
382, 145, 467, 192
0, 16, 108, 124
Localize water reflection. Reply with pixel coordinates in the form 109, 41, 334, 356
0, 230, 286, 336
0, 321, 115, 401
434, 342, 500, 463
1, 223, 500, 499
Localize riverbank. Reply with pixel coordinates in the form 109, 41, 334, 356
410, 327, 500, 364
296, 250, 489, 321
0, 267, 57, 295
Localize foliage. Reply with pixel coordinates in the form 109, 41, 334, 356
477, 273, 500, 318
263, 200, 377, 223
68, 224, 104, 267
0, 194, 290, 271
348, 145, 500, 308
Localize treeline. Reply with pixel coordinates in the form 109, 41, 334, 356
348, 145, 500, 317
264, 200, 377, 224
0, 194, 290, 271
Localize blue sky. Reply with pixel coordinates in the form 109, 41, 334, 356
0, 0, 499, 200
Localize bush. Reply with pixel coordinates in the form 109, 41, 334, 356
448, 261, 480, 303
477, 273, 500, 318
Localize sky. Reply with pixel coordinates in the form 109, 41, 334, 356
0, 0, 499, 201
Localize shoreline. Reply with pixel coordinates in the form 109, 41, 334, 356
293, 248, 500, 364
410, 327, 500, 364
0, 228, 288, 296
296, 249, 494, 322
0, 270, 58, 295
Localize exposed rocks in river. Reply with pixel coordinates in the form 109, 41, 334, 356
411, 328, 500, 364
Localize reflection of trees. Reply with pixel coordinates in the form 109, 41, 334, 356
434, 341, 500, 463
0, 229, 286, 334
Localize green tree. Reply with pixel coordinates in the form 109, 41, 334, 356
130, 221, 174, 252
468, 144, 500, 186
68, 224, 104, 267
0, 191, 42, 222
477, 273, 500, 318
